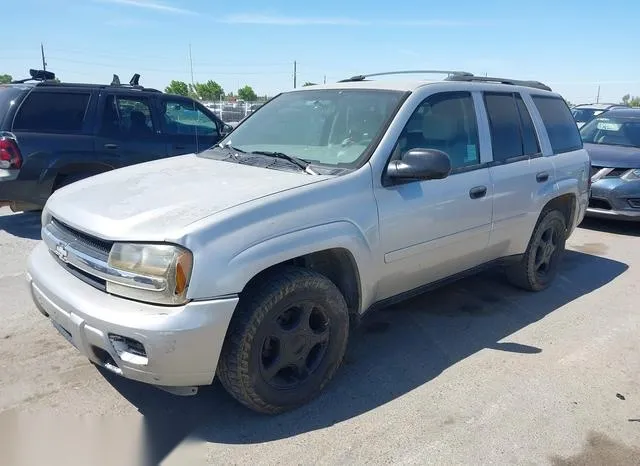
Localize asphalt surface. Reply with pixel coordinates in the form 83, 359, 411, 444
0, 206, 639, 465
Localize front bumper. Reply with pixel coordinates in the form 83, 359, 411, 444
27, 242, 238, 389
586, 178, 640, 222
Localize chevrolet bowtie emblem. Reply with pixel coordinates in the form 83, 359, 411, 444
54, 243, 69, 262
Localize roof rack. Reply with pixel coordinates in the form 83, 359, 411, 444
338, 70, 474, 82
11, 69, 56, 84
444, 74, 552, 91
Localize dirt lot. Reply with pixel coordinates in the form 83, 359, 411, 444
0, 206, 639, 465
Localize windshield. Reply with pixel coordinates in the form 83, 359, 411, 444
580, 115, 640, 147
571, 108, 605, 124
217, 89, 405, 168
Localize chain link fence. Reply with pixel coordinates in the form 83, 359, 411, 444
202, 100, 266, 124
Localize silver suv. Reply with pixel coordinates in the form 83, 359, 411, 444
26, 71, 590, 414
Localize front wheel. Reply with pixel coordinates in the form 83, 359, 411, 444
217, 267, 350, 414
507, 210, 567, 291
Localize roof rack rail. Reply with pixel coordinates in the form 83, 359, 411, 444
106, 73, 160, 92
11, 69, 56, 84
444, 74, 552, 91
339, 70, 474, 82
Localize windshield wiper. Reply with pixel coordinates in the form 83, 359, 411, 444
249, 150, 318, 175
216, 142, 247, 159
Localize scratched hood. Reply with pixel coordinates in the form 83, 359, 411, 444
584, 143, 640, 169
44, 154, 329, 241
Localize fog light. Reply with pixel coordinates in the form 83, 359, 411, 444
108, 334, 149, 366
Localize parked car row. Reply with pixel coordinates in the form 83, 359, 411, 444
24, 69, 595, 414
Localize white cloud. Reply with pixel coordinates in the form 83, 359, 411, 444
97, 0, 195, 15
220, 14, 482, 27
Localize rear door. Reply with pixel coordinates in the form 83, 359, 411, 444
158, 95, 222, 155
482, 91, 555, 258
9, 87, 96, 205
94, 91, 167, 166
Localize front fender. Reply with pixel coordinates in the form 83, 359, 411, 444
189, 221, 377, 312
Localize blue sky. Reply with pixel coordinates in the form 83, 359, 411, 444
3, 0, 640, 103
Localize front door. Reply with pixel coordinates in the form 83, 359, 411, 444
373, 91, 494, 301
159, 96, 222, 156
94, 92, 167, 167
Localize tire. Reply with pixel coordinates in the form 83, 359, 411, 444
507, 210, 567, 291
217, 266, 350, 414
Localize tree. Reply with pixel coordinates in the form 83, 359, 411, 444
164, 80, 189, 96
303, 82, 317, 87
237, 85, 258, 101
621, 94, 640, 107
194, 80, 224, 101
0, 74, 12, 84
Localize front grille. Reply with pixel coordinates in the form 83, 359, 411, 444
589, 198, 612, 210
46, 217, 112, 291
591, 166, 628, 178
51, 218, 113, 254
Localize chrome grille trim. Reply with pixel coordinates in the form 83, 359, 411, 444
42, 220, 166, 293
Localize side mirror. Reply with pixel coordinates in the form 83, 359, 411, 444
220, 123, 233, 136
386, 148, 451, 181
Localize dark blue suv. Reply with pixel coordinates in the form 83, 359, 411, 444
0, 70, 232, 211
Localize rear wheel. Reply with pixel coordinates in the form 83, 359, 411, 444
217, 267, 350, 414
507, 210, 567, 291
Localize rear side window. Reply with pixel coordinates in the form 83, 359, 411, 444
0, 86, 27, 128
13, 91, 90, 133
532, 95, 582, 153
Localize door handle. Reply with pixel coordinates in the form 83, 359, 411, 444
469, 185, 487, 199
174, 145, 187, 150
104, 143, 118, 150
536, 171, 549, 183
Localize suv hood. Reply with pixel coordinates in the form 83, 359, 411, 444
584, 143, 640, 169
45, 155, 330, 241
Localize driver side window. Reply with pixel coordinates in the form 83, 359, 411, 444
391, 92, 480, 171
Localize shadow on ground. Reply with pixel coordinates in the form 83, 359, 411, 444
0, 210, 41, 240
99, 250, 628, 464
579, 217, 640, 237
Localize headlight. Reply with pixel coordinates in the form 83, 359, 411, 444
107, 243, 193, 305
622, 169, 640, 181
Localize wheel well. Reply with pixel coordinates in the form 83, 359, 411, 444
52, 163, 113, 190
243, 248, 361, 315
542, 193, 576, 235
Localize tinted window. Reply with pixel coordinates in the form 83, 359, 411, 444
13, 91, 90, 133
100, 95, 155, 138
0, 86, 26, 128
394, 91, 480, 170
484, 93, 524, 162
161, 99, 219, 136
515, 95, 540, 155
532, 96, 583, 153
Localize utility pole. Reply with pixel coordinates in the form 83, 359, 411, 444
188, 43, 195, 90
293, 60, 297, 88
596, 85, 601, 103
40, 43, 47, 71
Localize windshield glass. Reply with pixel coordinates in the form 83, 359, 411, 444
580, 115, 640, 147
571, 108, 605, 124
217, 89, 405, 168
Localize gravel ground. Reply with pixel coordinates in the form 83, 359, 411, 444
0, 206, 638, 466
